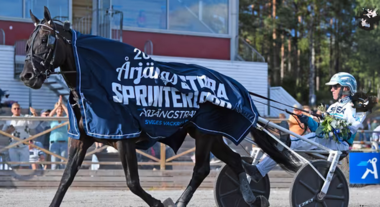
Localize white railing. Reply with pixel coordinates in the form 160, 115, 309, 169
73, 8, 123, 42
236, 36, 265, 62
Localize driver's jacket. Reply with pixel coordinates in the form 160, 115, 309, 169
306, 97, 366, 145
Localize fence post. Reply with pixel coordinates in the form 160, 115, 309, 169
160, 143, 166, 170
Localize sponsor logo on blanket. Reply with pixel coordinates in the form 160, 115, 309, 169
111, 49, 232, 125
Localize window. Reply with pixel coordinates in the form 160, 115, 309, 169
25, 0, 69, 20
0, 0, 69, 20
113, 0, 167, 30
169, 0, 229, 34
112, 0, 229, 35
0, 0, 23, 18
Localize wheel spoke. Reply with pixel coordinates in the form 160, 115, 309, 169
299, 180, 319, 194
220, 188, 239, 198
251, 188, 267, 195
225, 172, 240, 187
234, 197, 244, 207
291, 161, 349, 207
324, 194, 345, 200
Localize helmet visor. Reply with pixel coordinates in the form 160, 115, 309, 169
325, 81, 339, 86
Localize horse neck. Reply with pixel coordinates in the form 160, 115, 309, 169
60, 44, 77, 90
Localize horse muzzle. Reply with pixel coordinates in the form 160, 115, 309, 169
20, 73, 44, 89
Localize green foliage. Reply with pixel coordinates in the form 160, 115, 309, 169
239, 0, 380, 106
298, 38, 309, 52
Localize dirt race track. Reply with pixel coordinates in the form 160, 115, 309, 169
0, 186, 378, 207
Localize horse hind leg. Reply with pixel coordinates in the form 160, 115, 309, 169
116, 140, 164, 207
175, 131, 214, 207
210, 136, 269, 207
50, 136, 94, 207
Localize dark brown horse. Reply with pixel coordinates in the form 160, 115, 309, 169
20, 7, 299, 207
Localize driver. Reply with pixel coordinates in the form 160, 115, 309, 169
246, 72, 367, 182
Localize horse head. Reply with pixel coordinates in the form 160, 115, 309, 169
20, 6, 75, 89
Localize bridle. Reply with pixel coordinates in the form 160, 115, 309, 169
25, 19, 76, 79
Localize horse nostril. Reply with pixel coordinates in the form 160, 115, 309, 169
23, 73, 34, 81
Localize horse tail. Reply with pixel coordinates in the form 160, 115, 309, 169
250, 127, 301, 173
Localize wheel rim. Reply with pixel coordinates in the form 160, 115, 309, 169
290, 160, 349, 207
214, 157, 270, 207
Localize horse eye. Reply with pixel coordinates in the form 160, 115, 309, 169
41, 38, 47, 43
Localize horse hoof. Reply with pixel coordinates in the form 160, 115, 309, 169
162, 198, 177, 207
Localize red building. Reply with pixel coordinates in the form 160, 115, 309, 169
0, 0, 276, 116
0, 0, 240, 60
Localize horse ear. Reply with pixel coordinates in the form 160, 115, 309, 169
44, 6, 52, 22
30, 10, 40, 26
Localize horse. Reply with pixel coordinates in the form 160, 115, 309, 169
19, 6, 300, 207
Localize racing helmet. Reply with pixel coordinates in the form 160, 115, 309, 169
325, 72, 357, 96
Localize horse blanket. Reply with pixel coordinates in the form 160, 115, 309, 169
68, 30, 259, 152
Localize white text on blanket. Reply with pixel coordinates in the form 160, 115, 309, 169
113, 54, 231, 109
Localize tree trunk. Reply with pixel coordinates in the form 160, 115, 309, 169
272, 0, 278, 85
297, 15, 302, 86
329, 18, 333, 76
334, 19, 340, 73
288, 37, 291, 73
309, 7, 315, 107
281, 34, 285, 83
316, 8, 321, 92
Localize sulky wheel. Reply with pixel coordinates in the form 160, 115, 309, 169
338, 156, 350, 181
289, 160, 349, 207
214, 156, 270, 207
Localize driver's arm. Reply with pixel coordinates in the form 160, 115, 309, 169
306, 117, 319, 132
298, 115, 319, 132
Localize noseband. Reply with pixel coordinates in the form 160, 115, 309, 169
26, 20, 76, 79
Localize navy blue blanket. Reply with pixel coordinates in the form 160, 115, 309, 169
68, 30, 259, 151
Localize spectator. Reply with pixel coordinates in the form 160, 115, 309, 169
371, 119, 379, 131
358, 125, 365, 142
28, 140, 46, 170
278, 113, 288, 128
1, 103, 38, 169
303, 105, 312, 114
30, 109, 52, 150
365, 119, 372, 141
138, 142, 174, 170
0, 88, 9, 108
48, 96, 69, 170
288, 104, 306, 135
95, 142, 104, 149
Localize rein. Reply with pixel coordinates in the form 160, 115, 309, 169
248, 91, 310, 113
249, 92, 321, 135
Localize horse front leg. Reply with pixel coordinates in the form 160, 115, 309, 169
117, 140, 164, 207
175, 132, 214, 207
50, 136, 94, 207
